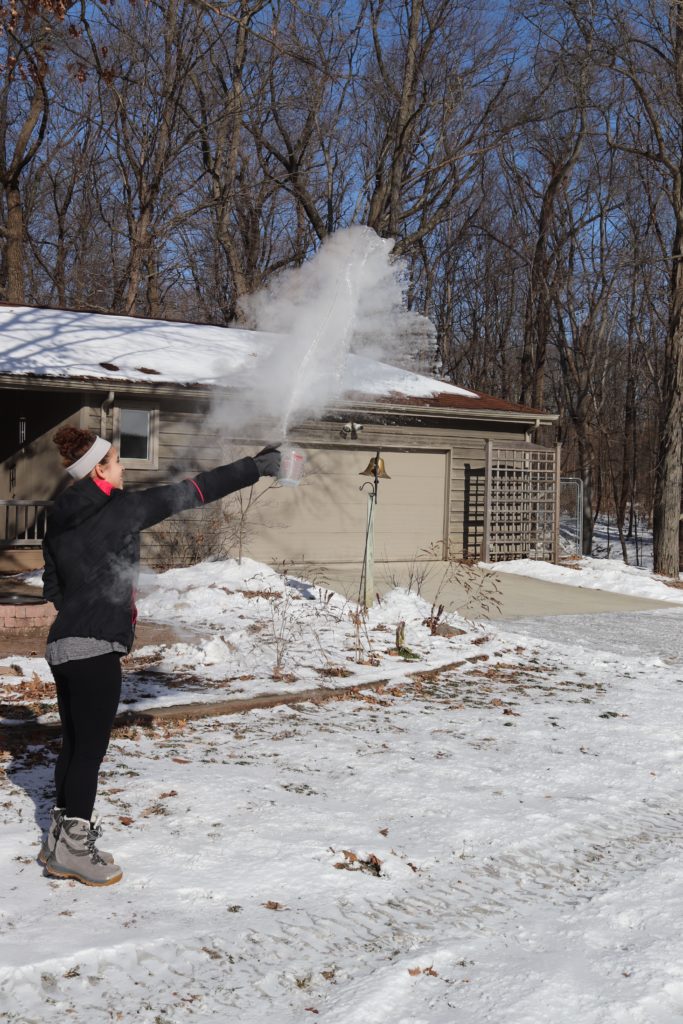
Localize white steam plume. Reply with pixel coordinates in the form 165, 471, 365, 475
210, 225, 437, 440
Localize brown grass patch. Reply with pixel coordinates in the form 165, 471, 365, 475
317, 666, 354, 678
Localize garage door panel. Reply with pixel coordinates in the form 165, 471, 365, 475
244, 448, 447, 563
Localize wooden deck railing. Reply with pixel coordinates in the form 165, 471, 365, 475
0, 500, 53, 548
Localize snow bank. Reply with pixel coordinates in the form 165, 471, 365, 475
483, 556, 683, 605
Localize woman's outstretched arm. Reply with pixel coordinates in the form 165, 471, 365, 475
119, 454, 272, 533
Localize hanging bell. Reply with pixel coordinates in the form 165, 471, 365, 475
359, 456, 391, 479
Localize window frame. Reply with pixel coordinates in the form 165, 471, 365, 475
112, 405, 159, 470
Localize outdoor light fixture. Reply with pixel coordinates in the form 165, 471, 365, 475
18, 416, 26, 446
357, 450, 391, 609
340, 422, 363, 440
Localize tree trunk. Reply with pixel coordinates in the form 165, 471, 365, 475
652, 11, 683, 576
54, 215, 67, 307
653, 216, 683, 576
619, 316, 636, 533
123, 207, 152, 316
387, 0, 422, 237
520, 214, 552, 409
5, 184, 25, 304
146, 251, 161, 318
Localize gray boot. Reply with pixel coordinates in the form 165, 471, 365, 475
38, 809, 114, 866
46, 816, 123, 887
37, 807, 63, 866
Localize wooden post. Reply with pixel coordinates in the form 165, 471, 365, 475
483, 440, 493, 562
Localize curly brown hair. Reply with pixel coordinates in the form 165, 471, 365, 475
52, 426, 110, 468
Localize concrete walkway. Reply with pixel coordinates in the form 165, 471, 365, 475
291, 561, 680, 619
498, 607, 683, 664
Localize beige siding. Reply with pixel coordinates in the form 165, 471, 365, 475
132, 407, 526, 565
2, 385, 530, 565
242, 448, 448, 564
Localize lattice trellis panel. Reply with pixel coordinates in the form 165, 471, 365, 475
483, 442, 561, 563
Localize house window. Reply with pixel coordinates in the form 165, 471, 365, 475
113, 406, 158, 468
120, 409, 150, 459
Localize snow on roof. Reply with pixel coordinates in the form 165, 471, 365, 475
0, 304, 479, 403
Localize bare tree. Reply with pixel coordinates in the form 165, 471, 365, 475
188, 1, 281, 320
244, 1, 364, 252
76, 0, 209, 316
0, 14, 52, 301
357, 0, 512, 258
510, 3, 593, 410
596, 0, 683, 575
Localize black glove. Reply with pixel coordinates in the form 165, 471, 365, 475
253, 445, 281, 478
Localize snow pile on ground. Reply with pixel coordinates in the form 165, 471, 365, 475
17, 571, 43, 588
2, 600, 683, 1022
1, 559, 479, 725
126, 559, 476, 709
483, 554, 683, 605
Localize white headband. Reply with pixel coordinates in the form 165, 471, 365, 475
66, 436, 112, 480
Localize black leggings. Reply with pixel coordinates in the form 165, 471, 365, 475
51, 653, 122, 821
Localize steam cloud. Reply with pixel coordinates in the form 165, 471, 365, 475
210, 225, 437, 440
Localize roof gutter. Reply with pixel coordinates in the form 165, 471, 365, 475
0, 373, 206, 399
328, 399, 559, 425
0, 374, 559, 425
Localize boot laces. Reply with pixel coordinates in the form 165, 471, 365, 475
86, 819, 107, 865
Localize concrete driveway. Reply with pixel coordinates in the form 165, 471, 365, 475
291, 561, 680, 620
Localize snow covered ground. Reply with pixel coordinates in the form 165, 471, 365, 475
560, 510, 655, 569
2, 559, 484, 725
590, 514, 654, 568
2, 558, 683, 1022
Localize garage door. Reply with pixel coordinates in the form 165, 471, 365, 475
243, 448, 448, 564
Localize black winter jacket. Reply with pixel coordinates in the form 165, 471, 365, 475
42, 457, 260, 651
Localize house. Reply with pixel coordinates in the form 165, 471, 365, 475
0, 304, 558, 573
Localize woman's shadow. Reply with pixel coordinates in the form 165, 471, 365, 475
2, 731, 60, 859
2, 660, 193, 858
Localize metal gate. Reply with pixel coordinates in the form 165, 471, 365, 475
482, 441, 561, 563
559, 477, 583, 558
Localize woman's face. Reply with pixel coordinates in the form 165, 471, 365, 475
95, 446, 125, 489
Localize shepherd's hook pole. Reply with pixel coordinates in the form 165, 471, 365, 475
358, 451, 381, 609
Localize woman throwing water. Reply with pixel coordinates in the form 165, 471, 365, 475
40, 426, 280, 886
